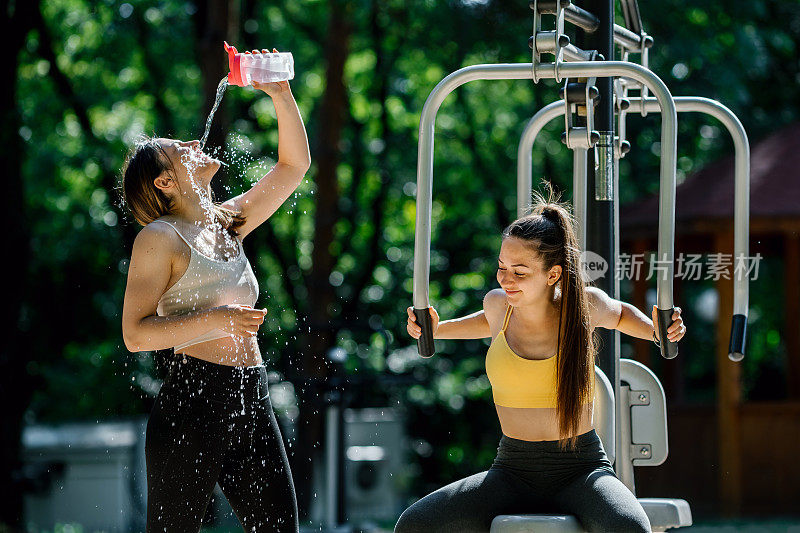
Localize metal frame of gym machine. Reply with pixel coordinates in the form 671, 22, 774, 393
412, 0, 749, 531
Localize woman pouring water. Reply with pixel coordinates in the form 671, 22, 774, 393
120, 73, 309, 531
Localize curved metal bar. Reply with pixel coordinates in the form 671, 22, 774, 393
628, 97, 750, 362
516, 101, 588, 249
414, 62, 678, 358
516, 95, 749, 361
413, 65, 536, 357
517, 101, 564, 218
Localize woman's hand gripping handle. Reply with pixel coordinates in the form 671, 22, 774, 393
407, 306, 439, 358
652, 305, 684, 359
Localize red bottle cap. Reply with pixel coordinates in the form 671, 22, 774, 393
224, 41, 244, 86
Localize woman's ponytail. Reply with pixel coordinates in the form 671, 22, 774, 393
503, 184, 596, 450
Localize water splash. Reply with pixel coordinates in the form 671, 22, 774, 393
176, 147, 239, 269
200, 76, 229, 150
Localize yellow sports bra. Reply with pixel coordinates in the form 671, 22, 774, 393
485, 305, 594, 409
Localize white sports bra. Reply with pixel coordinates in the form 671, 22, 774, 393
152, 219, 259, 351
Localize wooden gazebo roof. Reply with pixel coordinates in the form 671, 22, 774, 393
621, 122, 800, 237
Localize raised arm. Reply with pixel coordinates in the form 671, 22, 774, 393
221, 78, 311, 239
121, 224, 266, 352
585, 286, 686, 343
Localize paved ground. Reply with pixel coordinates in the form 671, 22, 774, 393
684, 519, 800, 532
200, 518, 800, 533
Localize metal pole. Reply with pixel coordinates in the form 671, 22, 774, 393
413, 62, 678, 360
577, 0, 621, 475
517, 101, 564, 218
538, 2, 654, 50
572, 148, 588, 250
325, 405, 339, 529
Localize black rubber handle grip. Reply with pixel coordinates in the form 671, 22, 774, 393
657, 307, 679, 359
728, 313, 747, 362
414, 308, 436, 358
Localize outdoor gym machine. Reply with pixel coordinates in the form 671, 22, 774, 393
513, 96, 750, 519
411, 0, 750, 531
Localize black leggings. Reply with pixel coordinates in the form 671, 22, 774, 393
145, 356, 298, 532
395, 430, 651, 533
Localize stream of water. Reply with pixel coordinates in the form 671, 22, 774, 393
200, 76, 229, 150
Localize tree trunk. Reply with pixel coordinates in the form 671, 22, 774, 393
293, 0, 353, 518
0, 0, 40, 527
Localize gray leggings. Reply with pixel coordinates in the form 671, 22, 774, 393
395, 430, 651, 533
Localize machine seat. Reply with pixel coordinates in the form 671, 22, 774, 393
490, 497, 692, 532
639, 498, 692, 531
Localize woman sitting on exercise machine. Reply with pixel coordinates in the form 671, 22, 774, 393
398, 187, 685, 533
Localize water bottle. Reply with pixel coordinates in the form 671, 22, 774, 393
224, 41, 295, 86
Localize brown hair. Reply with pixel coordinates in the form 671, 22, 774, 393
502, 185, 596, 450
119, 137, 245, 235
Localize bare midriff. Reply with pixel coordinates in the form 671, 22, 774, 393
495, 402, 594, 441
176, 336, 263, 367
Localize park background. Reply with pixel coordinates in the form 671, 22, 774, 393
3, 0, 800, 531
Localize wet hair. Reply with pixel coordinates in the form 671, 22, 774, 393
502, 184, 596, 451
119, 136, 245, 235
